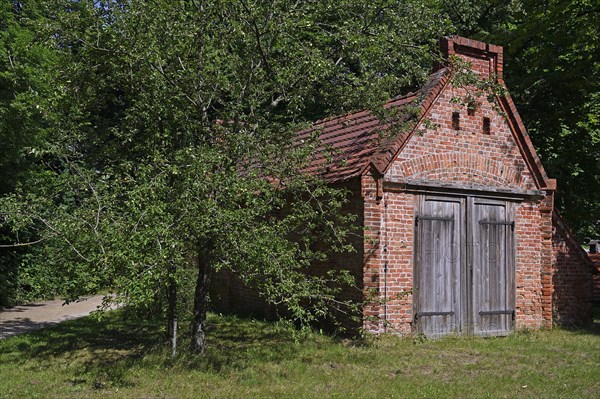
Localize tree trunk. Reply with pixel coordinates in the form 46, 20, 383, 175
166, 261, 177, 347
190, 246, 213, 354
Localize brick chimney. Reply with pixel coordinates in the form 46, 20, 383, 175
439, 36, 504, 81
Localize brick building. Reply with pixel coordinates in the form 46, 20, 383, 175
589, 241, 600, 304
214, 36, 593, 337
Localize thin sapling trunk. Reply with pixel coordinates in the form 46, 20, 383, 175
190, 245, 213, 354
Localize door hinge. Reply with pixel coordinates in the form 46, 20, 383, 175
479, 220, 515, 230
479, 309, 516, 320
414, 311, 454, 321
415, 215, 454, 226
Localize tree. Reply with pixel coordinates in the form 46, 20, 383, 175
498, 0, 600, 241
437, 0, 517, 38
1, 0, 453, 353
0, 0, 58, 306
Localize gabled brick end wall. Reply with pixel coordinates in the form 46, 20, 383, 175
552, 212, 593, 325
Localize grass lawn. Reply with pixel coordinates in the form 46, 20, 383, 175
0, 309, 599, 399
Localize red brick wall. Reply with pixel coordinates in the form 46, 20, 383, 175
514, 201, 545, 329
211, 178, 366, 328
552, 212, 593, 325
594, 272, 600, 303
538, 194, 555, 327
361, 173, 384, 332
590, 254, 600, 303
366, 194, 553, 334
211, 269, 276, 317
375, 190, 415, 334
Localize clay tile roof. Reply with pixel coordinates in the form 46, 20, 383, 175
296, 68, 449, 182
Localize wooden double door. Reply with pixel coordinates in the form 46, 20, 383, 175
414, 195, 516, 337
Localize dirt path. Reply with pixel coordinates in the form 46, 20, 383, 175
0, 295, 111, 339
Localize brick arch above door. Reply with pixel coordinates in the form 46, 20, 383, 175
391, 152, 530, 189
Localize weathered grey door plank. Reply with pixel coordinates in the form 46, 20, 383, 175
414, 196, 464, 338
469, 198, 516, 337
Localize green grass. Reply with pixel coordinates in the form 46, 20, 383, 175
1, 309, 599, 399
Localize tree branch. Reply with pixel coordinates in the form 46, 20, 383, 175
0, 235, 55, 248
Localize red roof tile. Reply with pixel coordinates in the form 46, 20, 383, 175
297, 68, 449, 182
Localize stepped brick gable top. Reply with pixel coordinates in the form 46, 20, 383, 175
213, 36, 593, 336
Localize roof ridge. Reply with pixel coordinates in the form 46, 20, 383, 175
312, 91, 420, 126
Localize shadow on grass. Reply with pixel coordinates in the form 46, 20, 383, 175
554, 304, 600, 336
197, 313, 305, 372
0, 310, 162, 388
0, 309, 307, 386
0, 311, 157, 356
